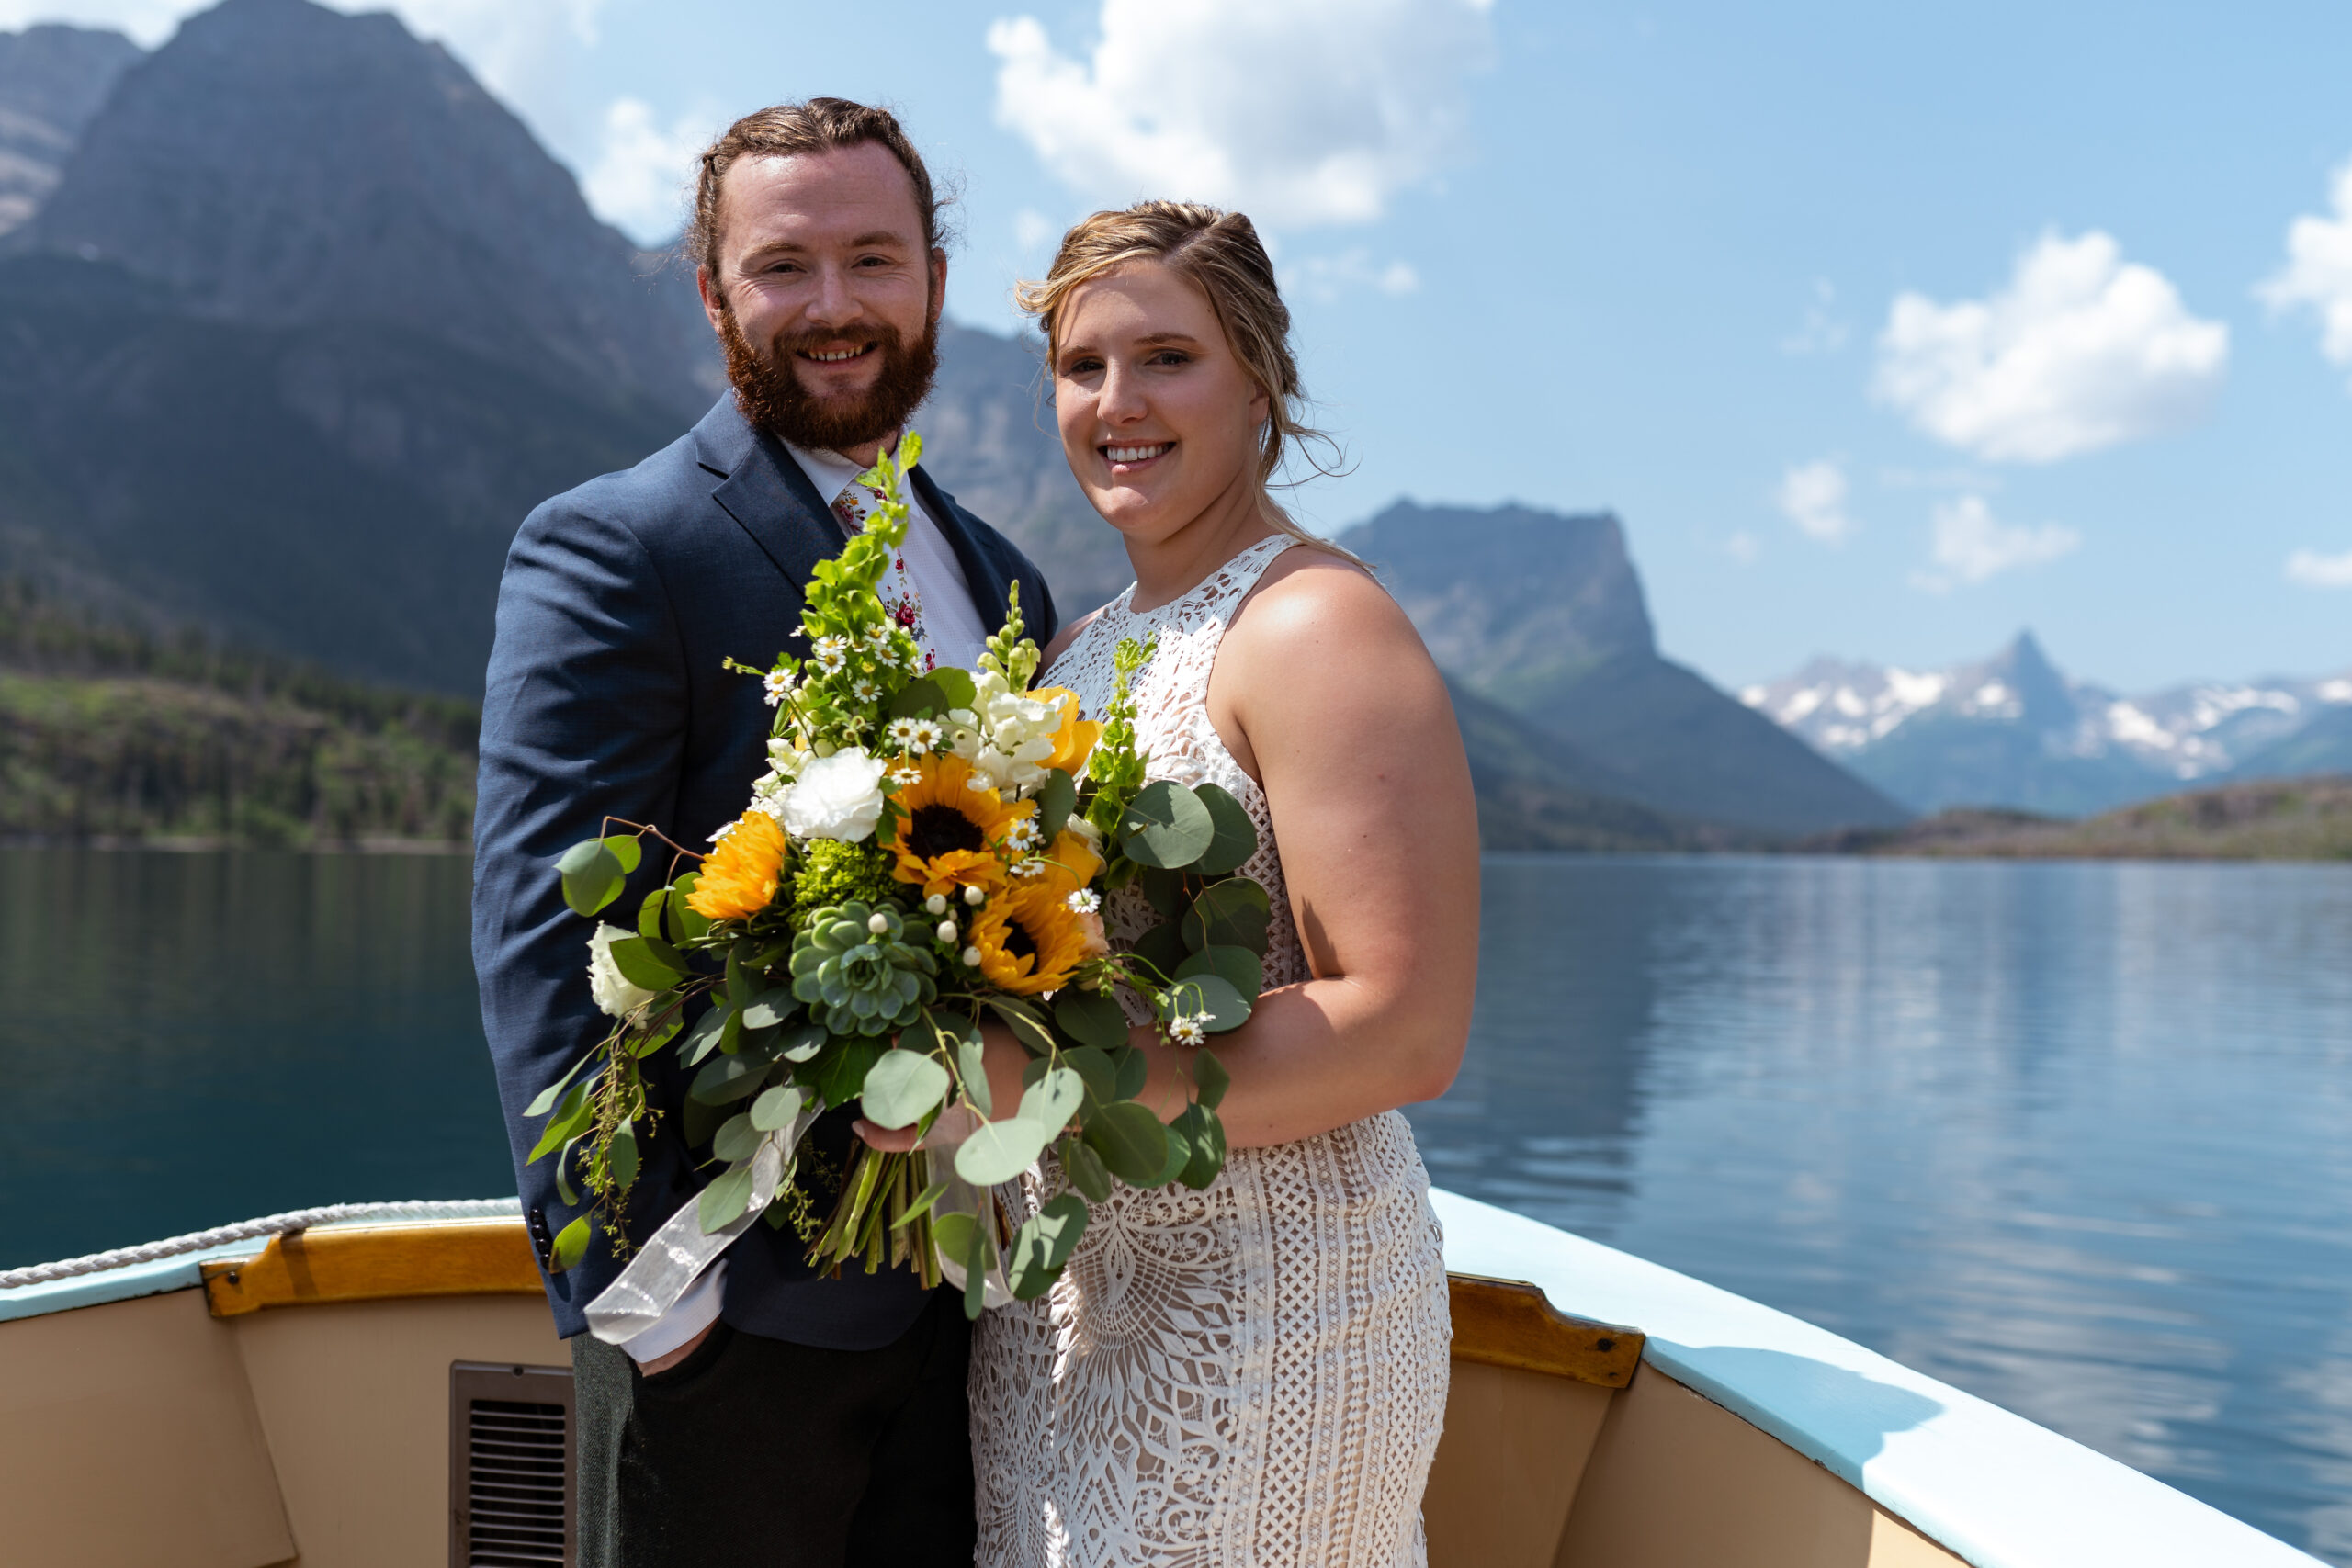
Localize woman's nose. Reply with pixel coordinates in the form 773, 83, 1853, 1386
1097, 361, 1148, 423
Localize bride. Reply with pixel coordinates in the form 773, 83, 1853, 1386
865, 200, 1479, 1565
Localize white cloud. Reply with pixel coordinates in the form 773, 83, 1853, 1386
1777, 458, 1858, 545
1014, 208, 1058, 253
985, 0, 1493, 230
2286, 547, 2352, 589
1725, 531, 1761, 564
582, 96, 712, 247
1912, 494, 2080, 592
1283, 248, 1420, 303
1873, 231, 2229, 463
2258, 157, 2352, 380
1781, 278, 1849, 355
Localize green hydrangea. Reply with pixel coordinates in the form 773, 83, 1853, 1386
790, 838, 901, 929
790, 900, 936, 1036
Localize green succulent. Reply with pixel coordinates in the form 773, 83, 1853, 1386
790, 900, 937, 1036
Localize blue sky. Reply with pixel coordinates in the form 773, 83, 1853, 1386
14, 0, 2352, 692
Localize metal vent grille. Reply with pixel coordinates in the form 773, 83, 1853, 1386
451, 1362, 574, 1567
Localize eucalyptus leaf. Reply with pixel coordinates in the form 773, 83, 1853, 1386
1190, 783, 1259, 875
1061, 1135, 1113, 1202
1174, 1102, 1226, 1190
1019, 1066, 1085, 1133
1193, 1048, 1230, 1111
1035, 768, 1077, 841
1177, 945, 1263, 1001
1057, 1045, 1116, 1106
1083, 1100, 1170, 1185
668, 872, 712, 943
631, 1003, 684, 1058
888, 675, 952, 719
954, 1117, 1053, 1185
1183, 878, 1272, 955
741, 987, 797, 1031
932, 1209, 977, 1264
862, 1050, 952, 1129
601, 835, 642, 874
751, 1084, 806, 1132
696, 1162, 758, 1233
1008, 1192, 1091, 1300
1112, 1044, 1149, 1100
554, 1135, 582, 1206
1120, 780, 1215, 869
956, 1033, 993, 1117
1157, 1119, 1193, 1186
549, 1214, 591, 1273
527, 1081, 591, 1162
610, 1118, 639, 1189
556, 840, 625, 917
712, 1111, 762, 1163
962, 1213, 989, 1319
690, 1044, 780, 1105
1137, 863, 1187, 919
930, 667, 977, 711
1055, 988, 1129, 1052
609, 934, 686, 992
779, 1022, 829, 1062
637, 887, 668, 941
683, 1093, 725, 1150
524, 1042, 602, 1116
810, 1035, 886, 1109
1159, 973, 1251, 1035
1129, 920, 1189, 984
677, 1005, 729, 1067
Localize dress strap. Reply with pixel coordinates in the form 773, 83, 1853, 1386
1189, 535, 1299, 621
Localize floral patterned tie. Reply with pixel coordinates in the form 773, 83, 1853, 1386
831, 477, 936, 672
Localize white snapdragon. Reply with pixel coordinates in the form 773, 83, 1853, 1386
586, 924, 659, 1018
779, 746, 888, 841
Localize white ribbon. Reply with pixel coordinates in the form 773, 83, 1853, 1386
584, 1104, 820, 1345
919, 1109, 1014, 1310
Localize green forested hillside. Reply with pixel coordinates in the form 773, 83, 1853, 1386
0, 583, 476, 846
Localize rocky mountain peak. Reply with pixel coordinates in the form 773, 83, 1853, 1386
22, 0, 713, 417
0, 23, 142, 236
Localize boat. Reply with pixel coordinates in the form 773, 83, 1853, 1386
0, 1190, 2320, 1567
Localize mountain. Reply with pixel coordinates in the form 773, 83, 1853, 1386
0, 24, 142, 236
1804, 776, 2352, 863
1743, 633, 2352, 816
1349, 501, 1910, 835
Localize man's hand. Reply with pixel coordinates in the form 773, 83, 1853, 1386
633, 1320, 716, 1377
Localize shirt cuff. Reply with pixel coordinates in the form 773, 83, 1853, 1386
616, 1259, 727, 1365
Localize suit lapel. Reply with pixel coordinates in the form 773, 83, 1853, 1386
912, 466, 1020, 635
695, 399, 841, 595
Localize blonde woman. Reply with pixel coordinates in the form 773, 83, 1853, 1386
993, 202, 1480, 1564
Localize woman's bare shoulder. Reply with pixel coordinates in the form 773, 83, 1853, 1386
1231, 545, 1419, 657
1041, 604, 1107, 667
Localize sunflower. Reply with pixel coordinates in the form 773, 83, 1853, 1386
687, 810, 788, 921
1031, 827, 1104, 897
967, 880, 1093, 995
1028, 686, 1102, 776
883, 753, 1034, 897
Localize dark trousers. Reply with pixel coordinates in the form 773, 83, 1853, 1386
572, 1291, 977, 1568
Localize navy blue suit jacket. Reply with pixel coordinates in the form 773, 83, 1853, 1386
472, 396, 1058, 1348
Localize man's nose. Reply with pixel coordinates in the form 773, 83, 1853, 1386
804, 264, 865, 328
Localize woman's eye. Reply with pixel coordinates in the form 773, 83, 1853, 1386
1149, 350, 1191, 366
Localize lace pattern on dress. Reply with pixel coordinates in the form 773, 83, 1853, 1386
969, 535, 1453, 1568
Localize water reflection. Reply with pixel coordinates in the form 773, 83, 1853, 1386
1406, 855, 2352, 1562
0, 848, 509, 1265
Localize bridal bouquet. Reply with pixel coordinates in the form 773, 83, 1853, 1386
525, 432, 1269, 1315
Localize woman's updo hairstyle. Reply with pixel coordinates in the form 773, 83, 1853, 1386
1015, 201, 1364, 566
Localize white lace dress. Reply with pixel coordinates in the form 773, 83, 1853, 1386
969, 536, 1453, 1567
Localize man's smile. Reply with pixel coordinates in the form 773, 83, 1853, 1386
798, 343, 876, 364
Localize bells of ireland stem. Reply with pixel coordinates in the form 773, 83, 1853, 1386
789, 900, 938, 1037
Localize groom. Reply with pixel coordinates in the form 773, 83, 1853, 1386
473, 100, 1057, 1567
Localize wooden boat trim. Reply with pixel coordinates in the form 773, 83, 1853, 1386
189, 1221, 1648, 1395
1447, 1273, 1644, 1386
200, 1219, 543, 1314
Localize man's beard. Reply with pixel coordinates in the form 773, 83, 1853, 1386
717, 305, 939, 455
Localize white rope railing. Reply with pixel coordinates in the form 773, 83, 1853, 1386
0, 1198, 522, 1291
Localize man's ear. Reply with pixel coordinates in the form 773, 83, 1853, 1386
697, 264, 728, 334
928, 247, 949, 326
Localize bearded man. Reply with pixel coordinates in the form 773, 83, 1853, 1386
472, 100, 1057, 1568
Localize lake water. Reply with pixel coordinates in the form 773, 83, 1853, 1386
3, 849, 2347, 1560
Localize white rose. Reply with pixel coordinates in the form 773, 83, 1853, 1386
586, 923, 658, 1018
780, 747, 888, 841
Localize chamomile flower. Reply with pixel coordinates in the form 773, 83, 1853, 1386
1065, 889, 1102, 916
863, 624, 894, 649
1003, 817, 1042, 853
762, 668, 794, 706
852, 679, 878, 703
812, 636, 851, 672
888, 764, 923, 788
1169, 1015, 1210, 1046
